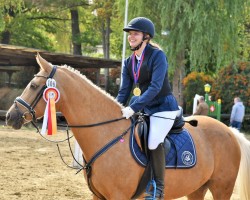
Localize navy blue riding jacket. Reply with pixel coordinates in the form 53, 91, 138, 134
116, 44, 179, 115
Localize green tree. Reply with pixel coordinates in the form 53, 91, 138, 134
25, 0, 89, 55
160, 0, 250, 68
161, 0, 250, 106
0, 0, 56, 50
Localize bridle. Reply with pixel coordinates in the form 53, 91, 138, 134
14, 66, 57, 123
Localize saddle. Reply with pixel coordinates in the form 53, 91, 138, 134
134, 113, 185, 157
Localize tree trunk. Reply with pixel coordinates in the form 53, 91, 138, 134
70, 9, 82, 55
1, 30, 11, 44
172, 50, 185, 107
104, 17, 111, 91
101, 22, 106, 57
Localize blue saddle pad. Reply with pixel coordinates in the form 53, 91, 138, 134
129, 128, 197, 168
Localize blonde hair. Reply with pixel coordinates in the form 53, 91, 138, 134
149, 40, 162, 50
144, 33, 162, 49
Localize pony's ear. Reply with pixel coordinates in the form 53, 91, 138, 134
36, 53, 52, 72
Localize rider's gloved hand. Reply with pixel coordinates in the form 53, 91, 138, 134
121, 107, 135, 119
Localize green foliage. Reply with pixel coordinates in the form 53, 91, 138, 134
10, 14, 56, 50
212, 61, 250, 114
0, 0, 57, 50
238, 11, 250, 61
109, 11, 123, 59
78, 7, 102, 54
182, 72, 214, 114
0, 12, 4, 32
159, 0, 250, 70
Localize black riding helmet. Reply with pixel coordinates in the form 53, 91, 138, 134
123, 17, 155, 38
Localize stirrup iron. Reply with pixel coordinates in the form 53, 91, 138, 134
144, 180, 157, 200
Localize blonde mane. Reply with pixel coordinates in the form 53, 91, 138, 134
59, 64, 123, 107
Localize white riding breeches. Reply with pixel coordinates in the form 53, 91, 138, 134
148, 111, 179, 150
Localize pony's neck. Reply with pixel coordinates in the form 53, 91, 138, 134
58, 68, 122, 125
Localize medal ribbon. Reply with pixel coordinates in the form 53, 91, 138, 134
41, 78, 60, 136
47, 97, 57, 135
41, 91, 58, 135
132, 47, 146, 84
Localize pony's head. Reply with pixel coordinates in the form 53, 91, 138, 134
6, 54, 58, 129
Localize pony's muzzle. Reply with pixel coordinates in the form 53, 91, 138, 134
6, 108, 25, 130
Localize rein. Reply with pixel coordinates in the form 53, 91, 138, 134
57, 117, 125, 128
54, 116, 127, 171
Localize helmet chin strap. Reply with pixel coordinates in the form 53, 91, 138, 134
130, 34, 149, 51
130, 41, 143, 51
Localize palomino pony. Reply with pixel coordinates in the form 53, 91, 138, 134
6, 54, 250, 200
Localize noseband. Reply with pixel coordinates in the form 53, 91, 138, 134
14, 66, 57, 122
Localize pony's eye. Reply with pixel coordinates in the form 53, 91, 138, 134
30, 82, 38, 89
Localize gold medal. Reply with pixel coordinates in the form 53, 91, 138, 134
133, 87, 141, 96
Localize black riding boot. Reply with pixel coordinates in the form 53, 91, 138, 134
147, 143, 165, 199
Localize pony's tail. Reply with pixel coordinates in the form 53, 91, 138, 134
230, 127, 250, 200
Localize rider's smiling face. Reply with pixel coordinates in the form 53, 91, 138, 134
127, 31, 143, 49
